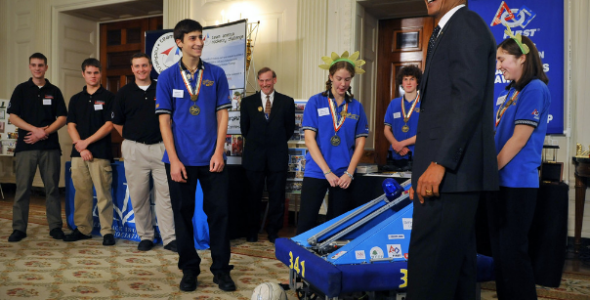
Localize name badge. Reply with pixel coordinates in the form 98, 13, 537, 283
317, 107, 329, 116
94, 104, 103, 111
43, 99, 51, 105
393, 112, 401, 119
173, 89, 184, 98
496, 95, 507, 106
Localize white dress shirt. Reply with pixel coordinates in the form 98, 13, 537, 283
261, 90, 275, 108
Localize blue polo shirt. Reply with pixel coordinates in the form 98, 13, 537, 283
155, 60, 231, 166
494, 79, 551, 188
302, 92, 369, 179
384, 95, 420, 159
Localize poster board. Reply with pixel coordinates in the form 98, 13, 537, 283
0, 99, 17, 156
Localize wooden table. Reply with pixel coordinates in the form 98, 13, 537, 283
573, 157, 590, 254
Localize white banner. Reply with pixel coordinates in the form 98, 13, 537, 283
202, 20, 247, 90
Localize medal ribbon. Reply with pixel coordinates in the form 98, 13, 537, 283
495, 90, 520, 128
328, 97, 348, 134
400, 92, 420, 123
179, 61, 204, 101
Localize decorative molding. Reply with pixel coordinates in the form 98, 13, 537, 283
166, 0, 190, 28
297, 0, 328, 99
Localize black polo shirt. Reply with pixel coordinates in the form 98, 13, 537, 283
111, 81, 162, 144
67, 86, 114, 160
7, 78, 67, 154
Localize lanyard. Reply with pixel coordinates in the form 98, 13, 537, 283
178, 61, 204, 101
401, 92, 420, 123
328, 96, 348, 134
495, 89, 520, 128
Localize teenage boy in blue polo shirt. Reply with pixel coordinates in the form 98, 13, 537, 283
384, 65, 422, 170
156, 19, 235, 292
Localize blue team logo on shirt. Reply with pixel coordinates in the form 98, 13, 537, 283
532, 109, 539, 120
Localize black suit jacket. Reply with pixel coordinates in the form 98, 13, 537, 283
412, 7, 499, 193
240, 91, 295, 172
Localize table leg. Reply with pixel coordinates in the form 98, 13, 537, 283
575, 173, 587, 255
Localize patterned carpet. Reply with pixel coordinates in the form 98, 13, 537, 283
1, 201, 590, 299
0, 217, 296, 300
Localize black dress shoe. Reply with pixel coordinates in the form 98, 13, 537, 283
268, 234, 278, 244
8, 230, 26, 242
63, 229, 92, 242
103, 234, 116, 246
213, 272, 236, 291
164, 240, 178, 252
50, 228, 64, 240
138, 240, 154, 251
180, 269, 198, 291
246, 233, 258, 242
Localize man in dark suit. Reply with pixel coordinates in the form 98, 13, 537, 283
407, 1, 498, 299
240, 67, 295, 243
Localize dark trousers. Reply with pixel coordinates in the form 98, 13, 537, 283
245, 169, 286, 236
296, 177, 353, 235
165, 164, 232, 275
487, 187, 538, 300
407, 192, 480, 300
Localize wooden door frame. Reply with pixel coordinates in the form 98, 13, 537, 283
375, 17, 433, 165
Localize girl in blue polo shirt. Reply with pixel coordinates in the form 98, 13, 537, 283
296, 51, 369, 234
384, 65, 422, 170
489, 28, 550, 300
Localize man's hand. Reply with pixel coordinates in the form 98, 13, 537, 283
74, 139, 90, 153
338, 174, 352, 189
416, 162, 446, 204
80, 149, 93, 161
170, 159, 187, 183
210, 152, 224, 172
399, 147, 410, 156
391, 140, 405, 153
24, 127, 49, 144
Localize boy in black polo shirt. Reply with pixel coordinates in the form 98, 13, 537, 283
64, 58, 116, 246
112, 53, 177, 252
7, 52, 67, 242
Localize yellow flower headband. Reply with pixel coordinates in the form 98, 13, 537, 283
504, 26, 530, 55
319, 51, 366, 74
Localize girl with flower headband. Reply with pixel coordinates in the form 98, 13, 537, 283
296, 51, 369, 234
488, 26, 551, 300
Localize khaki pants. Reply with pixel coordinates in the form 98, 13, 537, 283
71, 157, 114, 236
13, 150, 62, 232
122, 140, 175, 245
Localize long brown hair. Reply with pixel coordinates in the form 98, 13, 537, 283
321, 61, 355, 99
497, 36, 549, 91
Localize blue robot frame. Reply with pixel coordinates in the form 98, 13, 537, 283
274, 179, 494, 299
